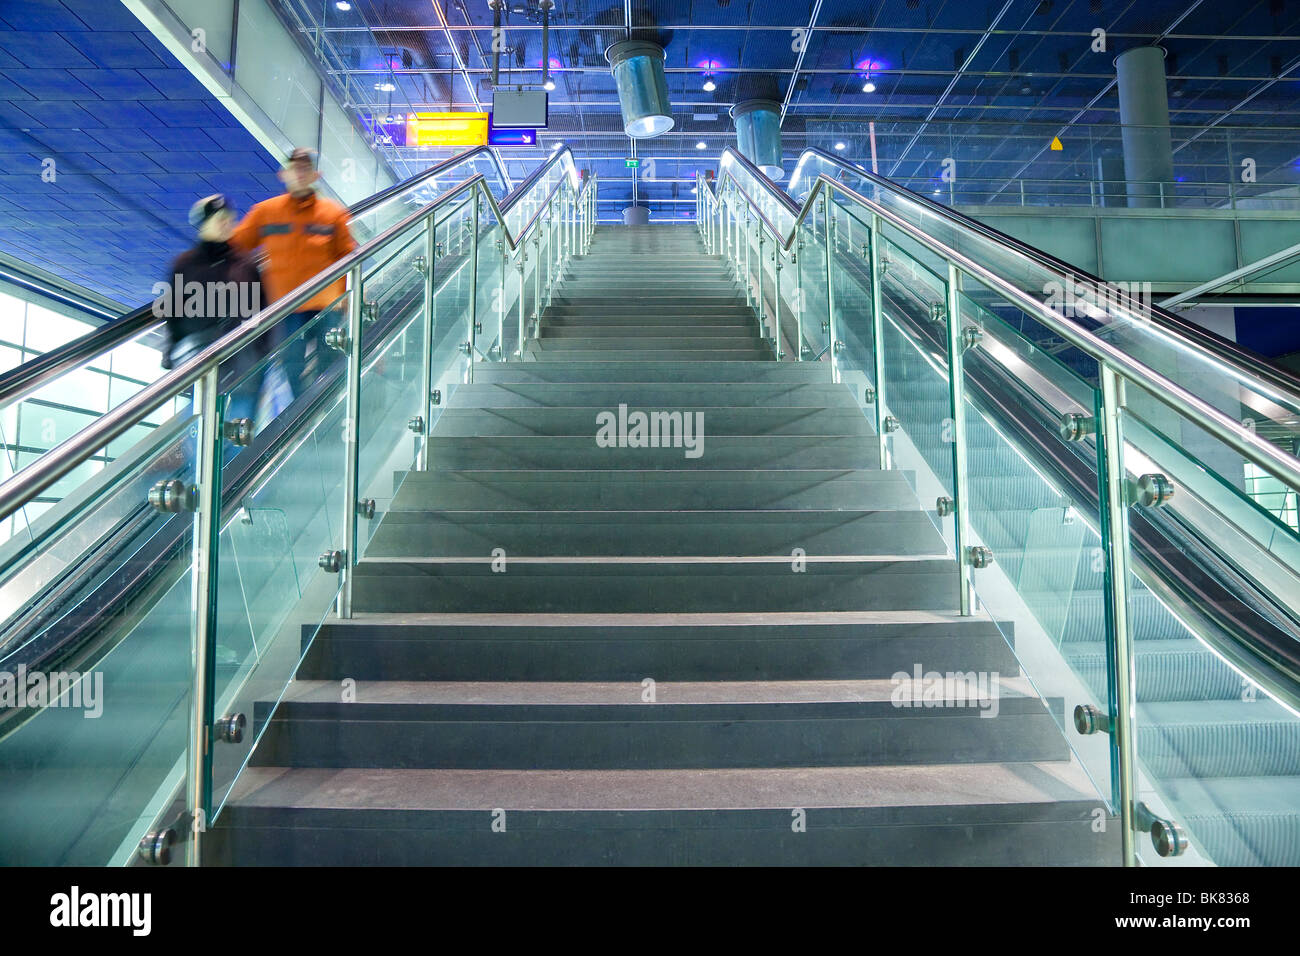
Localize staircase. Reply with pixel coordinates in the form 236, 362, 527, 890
209, 224, 1116, 865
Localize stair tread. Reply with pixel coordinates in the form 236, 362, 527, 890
224, 760, 1101, 811
278, 677, 1039, 706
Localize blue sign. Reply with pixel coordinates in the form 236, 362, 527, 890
488, 114, 537, 147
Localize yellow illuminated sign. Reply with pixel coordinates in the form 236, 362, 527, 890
404, 112, 490, 147
1050, 136, 1064, 151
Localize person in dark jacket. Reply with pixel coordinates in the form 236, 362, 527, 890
156, 194, 265, 435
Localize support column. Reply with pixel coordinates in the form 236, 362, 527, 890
1115, 46, 1175, 209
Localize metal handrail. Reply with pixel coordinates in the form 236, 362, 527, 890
705, 148, 1300, 493
1158, 239, 1300, 310
789, 146, 1300, 406
0, 148, 587, 523
0, 145, 515, 411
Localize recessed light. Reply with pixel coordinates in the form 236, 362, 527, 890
374, 81, 396, 92
696, 141, 707, 150
543, 79, 556, 91
702, 76, 717, 92
335, 1, 351, 10
862, 80, 876, 93
834, 142, 846, 151
552, 141, 563, 151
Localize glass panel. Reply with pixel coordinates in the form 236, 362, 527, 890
1117, 383, 1300, 867
0, 398, 198, 864
875, 235, 954, 520
958, 295, 1116, 808
208, 401, 346, 818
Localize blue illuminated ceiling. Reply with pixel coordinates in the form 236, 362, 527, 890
0, 0, 283, 309
271, 0, 1300, 220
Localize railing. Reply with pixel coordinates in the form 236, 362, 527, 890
699, 146, 1300, 867
0, 148, 595, 866
0, 146, 514, 538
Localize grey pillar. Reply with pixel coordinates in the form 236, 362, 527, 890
622, 205, 650, 226
1097, 153, 1126, 208
1115, 47, 1175, 209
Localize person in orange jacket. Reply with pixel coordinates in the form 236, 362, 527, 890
230, 147, 356, 396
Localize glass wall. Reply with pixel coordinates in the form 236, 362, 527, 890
0, 285, 172, 546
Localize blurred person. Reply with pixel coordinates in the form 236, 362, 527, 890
156, 193, 264, 438
230, 147, 356, 396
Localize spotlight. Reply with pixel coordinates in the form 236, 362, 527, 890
862, 80, 876, 93
696, 140, 707, 150
702, 75, 717, 92
374, 81, 396, 92
552, 141, 563, 151
544, 78, 556, 91
834, 142, 846, 151
335, 1, 351, 10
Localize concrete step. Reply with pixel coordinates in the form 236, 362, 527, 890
298, 612, 1020, 681
427, 406, 873, 437
388, 471, 912, 512
531, 336, 766, 351
546, 313, 754, 325
443, 383, 857, 408
423, 435, 879, 469
350, 557, 962, 614
526, 349, 771, 362
544, 325, 757, 338
250, 677, 1063, 770
365, 509, 947, 558
207, 761, 1116, 865
471, 362, 822, 384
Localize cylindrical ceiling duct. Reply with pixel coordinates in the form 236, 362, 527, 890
731, 99, 783, 180
606, 39, 674, 139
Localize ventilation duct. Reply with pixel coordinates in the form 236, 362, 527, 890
606, 39, 674, 138
731, 99, 783, 180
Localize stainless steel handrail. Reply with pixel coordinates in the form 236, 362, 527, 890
0, 148, 586, 522
706, 148, 1300, 492
0, 145, 515, 411
790, 146, 1300, 405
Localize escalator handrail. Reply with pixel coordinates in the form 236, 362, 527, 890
0, 145, 512, 411
705, 148, 1300, 495
788, 145, 1300, 406
0, 148, 584, 522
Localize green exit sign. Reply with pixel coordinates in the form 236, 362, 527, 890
625, 158, 640, 168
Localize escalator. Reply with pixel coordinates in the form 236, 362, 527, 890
0, 146, 589, 865
706, 147, 1300, 866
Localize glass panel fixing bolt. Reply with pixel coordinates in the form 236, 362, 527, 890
148, 479, 197, 513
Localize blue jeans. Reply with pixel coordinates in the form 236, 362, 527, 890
270, 310, 324, 399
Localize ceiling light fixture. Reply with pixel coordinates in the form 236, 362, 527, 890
834, 141, 846, 151
544, 78, 556, 91
702, 74, 717, 92
374, 81, 396, 92
862, 79, 876, 93
696, 140, 707, 149
335, 1, 351, 10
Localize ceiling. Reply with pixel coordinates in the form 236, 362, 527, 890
0, 0, 284, 308
272, 0, 1300, 219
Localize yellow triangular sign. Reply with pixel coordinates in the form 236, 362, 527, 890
1050, 136, 1064, 151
